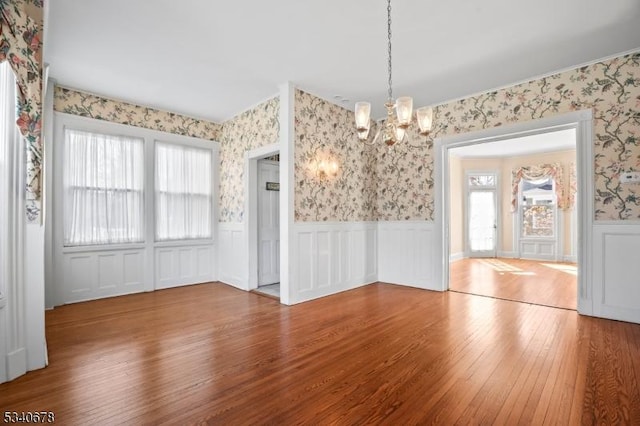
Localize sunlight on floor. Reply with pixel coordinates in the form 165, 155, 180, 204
542, 263, 578, 276
510, 272, 537, 276
479, 259, 523, 273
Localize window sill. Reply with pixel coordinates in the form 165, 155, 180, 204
62, 243, 146, 253
154, 239, 215, 248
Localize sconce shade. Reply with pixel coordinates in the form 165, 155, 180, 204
355, 102, 371, 132
416, 106, 433, 136
395, 96, 413, 129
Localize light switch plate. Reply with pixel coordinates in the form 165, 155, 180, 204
620, 171, 640, 184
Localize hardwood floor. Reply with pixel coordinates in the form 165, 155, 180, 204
2, 282, 639, 424
450, 257, 577, 310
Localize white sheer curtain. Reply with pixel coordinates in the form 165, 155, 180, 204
63, 129, 145, 246
155, 142, 212, 240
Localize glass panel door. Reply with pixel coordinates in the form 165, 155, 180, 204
468, 190, 497, 257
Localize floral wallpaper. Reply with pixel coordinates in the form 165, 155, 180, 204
218, 97, 280, 222
376, 51, 640, 221
294, 89, 377, 222
0, 0, 44, 222
53, 86, 222, 141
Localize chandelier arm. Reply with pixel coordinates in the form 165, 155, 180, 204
358, 127, 382, 146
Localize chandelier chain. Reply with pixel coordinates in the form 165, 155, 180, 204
387, 0, 393, 102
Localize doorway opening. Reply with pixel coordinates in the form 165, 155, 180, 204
435, 110, 594, 315
245, 144, 281, 300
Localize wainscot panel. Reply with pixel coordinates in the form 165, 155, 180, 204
290, 222, 377, 304
378, 221, 436, 290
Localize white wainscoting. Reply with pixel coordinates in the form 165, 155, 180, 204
218, 222, 247, 289
60, 247, 146, 304
378, 221, 436, 290
290, 222, 377, 304
58, 241, 216, 304
155, 243, 216, 290
592, 222, 640, 324
518, 239, 558, 261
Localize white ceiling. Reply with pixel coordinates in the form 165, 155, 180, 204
450, 128, 576, 158
45, 0, 640, 123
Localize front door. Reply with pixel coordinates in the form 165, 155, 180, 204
257, 160, 280, 286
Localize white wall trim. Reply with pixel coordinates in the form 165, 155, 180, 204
497, 251, 517, 259
279, 83, 295, 305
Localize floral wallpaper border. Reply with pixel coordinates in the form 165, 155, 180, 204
0, 0, 44, 222
53, 86, 222, 141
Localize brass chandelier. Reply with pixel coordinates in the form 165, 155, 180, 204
355, 0, 433, 147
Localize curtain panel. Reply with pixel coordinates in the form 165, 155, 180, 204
511, 163, 566, 212
0, 0, 44, 222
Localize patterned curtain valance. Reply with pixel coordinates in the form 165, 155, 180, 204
511, 163, 566, 212
0, 0, 44, 222
568, 162, 577, 209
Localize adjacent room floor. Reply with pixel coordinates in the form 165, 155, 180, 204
449, 257, 577, 310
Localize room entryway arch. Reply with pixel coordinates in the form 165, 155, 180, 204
434, 110, 594, 316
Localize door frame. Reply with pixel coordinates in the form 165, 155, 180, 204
464, 170, 499, 258
256, 159, 280, 287
245, 143, 280, 292
434, 109, 594, 316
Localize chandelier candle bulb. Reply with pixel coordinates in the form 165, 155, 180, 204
355, 102, 371, 132
395, 97, 413, 128
416, 106, 433, 136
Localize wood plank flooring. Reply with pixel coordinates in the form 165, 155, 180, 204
450, 257, 577, 310
1, 282, 639, 424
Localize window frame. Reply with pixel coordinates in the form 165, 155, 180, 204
54, 113, 219, 253
518, 176, 558, 239
62, 128, 146, 247
154, 140, 215, 242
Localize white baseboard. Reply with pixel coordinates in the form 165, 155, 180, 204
497, 251, 517, 258
563, 255, 577, 263
449, 252, 465, 262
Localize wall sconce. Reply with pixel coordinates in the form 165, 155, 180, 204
316, 159, 339, 182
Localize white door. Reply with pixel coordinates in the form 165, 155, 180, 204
468, 190, 497, 257
258, 160, 280, 286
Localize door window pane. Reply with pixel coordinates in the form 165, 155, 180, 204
469, 191, 496, 251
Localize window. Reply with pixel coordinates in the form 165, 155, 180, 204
155, 142, 212, 241
63, 129, 145, 246
520, 177, 555, 237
